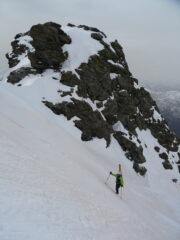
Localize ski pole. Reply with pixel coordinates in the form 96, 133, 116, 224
120, 187, 123, 199
105, 173, 110, 184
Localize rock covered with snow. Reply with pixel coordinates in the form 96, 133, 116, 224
4, 22, 180, 177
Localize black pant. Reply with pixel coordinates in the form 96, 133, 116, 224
116, 183, 121, 194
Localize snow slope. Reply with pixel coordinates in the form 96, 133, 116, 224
0, 78, 180, 240
0, 24, 180, 240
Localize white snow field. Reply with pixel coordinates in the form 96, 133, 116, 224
0, 76, 180, 240
0, 25, 180, 240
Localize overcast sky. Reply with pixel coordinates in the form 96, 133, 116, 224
0, 0, 180, 90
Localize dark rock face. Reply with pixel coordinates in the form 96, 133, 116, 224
78, 24, 107, 37
6, 33, 29, 68
28, 50, 67, 70
154, 146, 160, 152
30, 22, 71, 49
43, 99, 113, 146
91, 33, 104, 41
102, 86, 149, 133
149, 121, 179, 152
133, 162, 147, 176
6, 22, 180, 175
7, 67, 37, 84
60, 71, 79, 87
160, 152, 173, 169
162, 160, 173, 170
159, 152, 168, 161
28, 22, 71, 70
6, 22, 71, 71
114, 132, 146, 164
76, 55, 112, 101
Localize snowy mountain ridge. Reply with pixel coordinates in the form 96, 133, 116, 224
3, 22, 179, 177
152, 90, 180, 137
0, 22, 180, 240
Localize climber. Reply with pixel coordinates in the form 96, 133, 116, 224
110, 164, 124, 194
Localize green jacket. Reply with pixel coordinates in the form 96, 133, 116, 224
111, 173, 124, 186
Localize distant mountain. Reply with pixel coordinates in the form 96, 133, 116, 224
152, 90, 180, 137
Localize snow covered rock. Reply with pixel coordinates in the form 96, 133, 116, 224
6, 22, 71, 71
3, 22, 180, 177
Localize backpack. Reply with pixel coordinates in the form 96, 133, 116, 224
116, 174, 123, 186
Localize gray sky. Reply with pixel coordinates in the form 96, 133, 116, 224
0, 0, 180, 90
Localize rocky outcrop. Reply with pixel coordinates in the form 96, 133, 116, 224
6, 22, 71, 71
28, 22, 71, 70
5, 22, 180, 176
162, 160, 173, 170
78, 24, 107, 37
43, 99, 113, 146
6, 33, 28, 68
7, 67, 37, 84
133, 162, 147, 176
114, 131, 147, 175
76, 55, 112, 101
60, 71, 80, 87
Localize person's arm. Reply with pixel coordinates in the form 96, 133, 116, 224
110, 172, 117, 177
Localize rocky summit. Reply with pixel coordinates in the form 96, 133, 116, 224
4, 22, 180, 177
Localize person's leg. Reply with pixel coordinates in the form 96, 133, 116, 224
116, 183, 120, 194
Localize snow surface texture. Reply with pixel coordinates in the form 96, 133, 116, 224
0, 25, 180, 240
61, 26, 104, 74
1, 76, 180, 240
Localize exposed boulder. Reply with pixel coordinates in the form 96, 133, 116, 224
28, 50, 68, 70
91, 33, 104, 41
172, 178, 178, 183
29, 22, 71, 49
162, 160, 173, 170
78, 24, 107, 37
159, 152, 168, 161
67, 23, 76, 27
154, 146, 160, 152
7, 67, 37, 84
28, 22, 71, 70
133, 162, 147, 176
